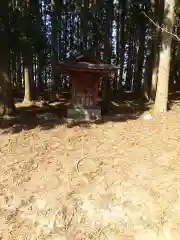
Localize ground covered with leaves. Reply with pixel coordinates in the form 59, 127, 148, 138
1, 104, 180, 240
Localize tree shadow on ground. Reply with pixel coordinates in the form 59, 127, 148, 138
67, 97, 152, 128
169, 91, 180, 108
0, 101, 67, 134
0, 94, 152, 134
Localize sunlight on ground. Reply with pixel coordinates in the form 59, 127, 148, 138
0, 108, 180, 239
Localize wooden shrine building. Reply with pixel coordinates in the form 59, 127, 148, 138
55, 49, 119, 120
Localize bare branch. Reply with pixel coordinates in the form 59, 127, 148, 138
143, 12, 180, 42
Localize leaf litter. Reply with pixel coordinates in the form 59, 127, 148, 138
1, 108, 180, 239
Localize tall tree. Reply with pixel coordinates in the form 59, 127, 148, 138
150, 0, 165, 100
154, 0, 175, 113
22, 0, 33, 104
101, 0, 113, 113
134, 11, 146, 94
118, 0, 126, 91
0, 1, 16, 115
51, 0, 59, 99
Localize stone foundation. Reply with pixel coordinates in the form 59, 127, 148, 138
67, 104, 101, 120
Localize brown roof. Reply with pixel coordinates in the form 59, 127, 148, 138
56, 61, 119, 73
67, 53, 102, 64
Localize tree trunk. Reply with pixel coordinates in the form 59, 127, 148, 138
0, 47, 15, 116
0, 68, 16, 116
51, 0, 59, 100
150, 0, 165, 100
37, 56, 44, 95
143, 29, 153, 100
0, 0, 16, 116
118, 0, 126, 91
151, 68, 158, 100
23, 67, 32, 103
154, 0, 175, 113
125, 24, 133, 91
134, 23, 146, 94
101, 0, 113, 114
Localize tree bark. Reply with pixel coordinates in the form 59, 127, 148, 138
51, 0, 59, 100
23, 67, 32, 103
134, 23, 146, 94
0, 1, 16, 116
150, 0, 165, 100
101, 0, 113, 114
143, 31, 153, 100
0, 68, 16, 116
118, 0, 126, 91
154, 0, 175, 113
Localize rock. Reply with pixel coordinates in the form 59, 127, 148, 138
36, 113, 59, 121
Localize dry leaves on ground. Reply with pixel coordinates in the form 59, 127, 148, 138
0, 107, 180, 239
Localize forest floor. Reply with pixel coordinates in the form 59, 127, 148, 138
1, 100, 180, 240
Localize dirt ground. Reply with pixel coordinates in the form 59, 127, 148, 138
1, 103, 180, 240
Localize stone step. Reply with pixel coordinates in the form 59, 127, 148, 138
67, 105, 101, 120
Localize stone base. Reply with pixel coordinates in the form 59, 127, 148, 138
67, 104, 101, 120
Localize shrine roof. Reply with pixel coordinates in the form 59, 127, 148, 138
65, 52, 103, 64
56, 61, 119, 73
55, 45, 119, 73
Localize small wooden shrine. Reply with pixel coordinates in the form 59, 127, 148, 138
55, 49, 119, 120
